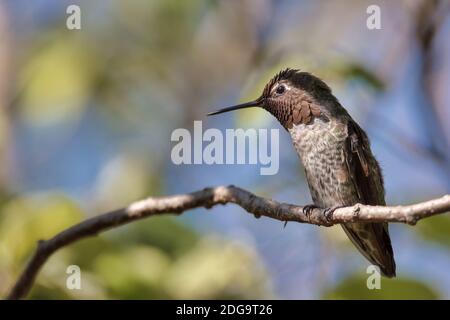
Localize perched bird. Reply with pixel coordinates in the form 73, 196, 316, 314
208, 68, 396, 277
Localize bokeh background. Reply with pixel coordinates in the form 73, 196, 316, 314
0, 0, 449, 299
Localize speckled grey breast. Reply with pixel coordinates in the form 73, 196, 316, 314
288, 117, 358, 208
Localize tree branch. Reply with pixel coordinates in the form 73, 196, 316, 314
6, 185, 450, 300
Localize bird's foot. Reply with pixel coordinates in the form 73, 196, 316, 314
322, 206, 345, 223
302, 204, 318, 222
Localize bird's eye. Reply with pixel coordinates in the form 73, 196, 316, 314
275, 85, 286, 94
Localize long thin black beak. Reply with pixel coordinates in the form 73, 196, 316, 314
207, 99, 262, 116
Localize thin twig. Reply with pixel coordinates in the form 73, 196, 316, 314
6, 185, 450, 300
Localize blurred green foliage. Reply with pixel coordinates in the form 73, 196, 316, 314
0, 194, 272, 299
18, 36, 99, 126
417, 215, 450, 247
323, 275, 438, 299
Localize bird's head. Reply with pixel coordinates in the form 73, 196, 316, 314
208, 68, 334, 129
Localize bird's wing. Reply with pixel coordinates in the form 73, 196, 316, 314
342, 120, 396, 277
345, 121, 384, 206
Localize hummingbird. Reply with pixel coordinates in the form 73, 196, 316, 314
208, 68, 396, 277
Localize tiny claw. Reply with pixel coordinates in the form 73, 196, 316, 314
302, 205, 318, 222
322, 206, 344, 222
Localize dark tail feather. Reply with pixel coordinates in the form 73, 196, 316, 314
341, 222, 396, 278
